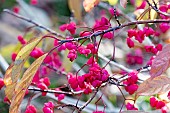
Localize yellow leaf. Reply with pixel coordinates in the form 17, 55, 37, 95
9, 53, 47, 113
12, 38, 42, 83
68, 0, 82, 21
83, 0, 100, 12
24, 60, 30, 68
4, 38, 42, 101
108, 0, 118, 6
149, 9, 157, 20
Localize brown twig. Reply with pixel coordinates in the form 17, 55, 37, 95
3, 9, 65, 38
79, 89, 99, 111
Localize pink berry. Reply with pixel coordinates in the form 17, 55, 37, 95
127, 72, 138, 84
32, 71, 40, 84
17, 35, 23, 41
159, 23, 169, 33
25, 105, 37, 113
126, 102, 138, 110
30, 0, 38, 5
43, 101, 54, 113
13, 6, 20, 13
59, 24, 67, 31
92, 80, 102, 88
39, 77, 51, 86
143, 27, 154, 36
125, 84, 138, 95
67, 50, 77, 61
150, 97, 158, 108
127, 29, 137, 38
44, 56, 52, 63
159, 5, 168, 12
156, 101, 165, 109
30, 48, 44, 58
167, 91, 170, 100
84, 86, 92, 94
156, 44, 163, 51
25, 89, 29, 95
135, 30, 145, 43
101, 74, 108, 82
109, 8, 114, 16
103, 32, 114, 39
37, 83, 48, 96
11, 52, 17, 61
44, 101, 54, 108
145, 46, 153, 52
66, 22, 76, 35
43, 107, 53, 113
58, 94, 65, 101
68, 77, 78, 89
0, 78, 4, 90
4, 96, 10, 104
100, 17, 110, 26
127, 38, 134, 48
151, 47, 158, 54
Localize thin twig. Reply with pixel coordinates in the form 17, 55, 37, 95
3, 9, 65, 38
44, 63, 67, 76
79, 89, 98, 111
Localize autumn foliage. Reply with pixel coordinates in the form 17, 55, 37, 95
0, 0, 170, 113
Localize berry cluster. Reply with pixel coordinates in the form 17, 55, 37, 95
93, 17, 111, 31
150, 97, 167, 112
43, 101, 54, 113
68, 57, 109, 94
54, 37, 97, 62
123, 71, 138, 95
126, 49, 143, 65
37, 77, 50, 96
144, 44, 163, 54
59, 22, 76, 35
127, 27, 155, 48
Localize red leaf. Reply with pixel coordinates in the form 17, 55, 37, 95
120, 0, 127, 8
150, 44, 170, 78
136, 76, 170, 96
